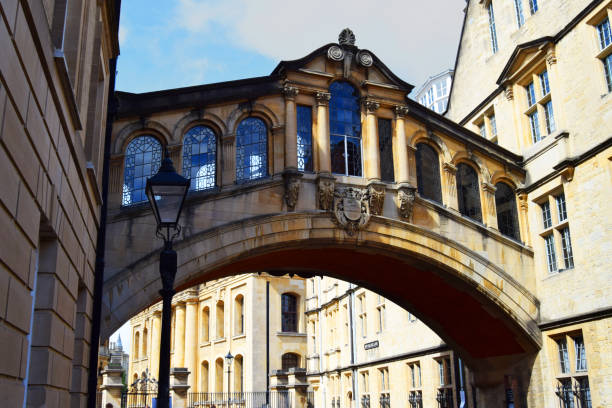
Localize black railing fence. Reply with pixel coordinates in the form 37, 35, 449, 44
121, 390, 159, 408
189, 391, 292, 408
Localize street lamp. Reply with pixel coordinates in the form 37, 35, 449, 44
146, 150, 190, 408
225, 351, 234, 399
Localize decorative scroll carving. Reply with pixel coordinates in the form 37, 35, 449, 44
327, 45, 344, 61
356, 51, 373, 67
368, 182, 386, 216
333, 187, 370, 236
316, 174, 335, 210
397, 185, 416, 220
283, 169, 302, 212
504, 86, 514, 101
315, 92, 331, 106
338, 28, 356, 46
393, 105, 410, 118
546, 49, 557, 65
362, 98, 380, 113
282, 85, 299, 100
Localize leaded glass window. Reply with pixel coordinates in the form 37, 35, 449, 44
541, 202, 552, 228
577, 378, 592, 408
561, 227, 574, 269
529, 0, 538, 14
415, 144, 442, 203
456, 163, 482, 222
297, 105, 313, 172
182, 125, 216, 191
529, 111, 541, 143
236, 117, 267, 182
329, 81, 362, 177
556, 193, 567, 222
378, 118, 394, 182
545, 234, 557, 273
490, 114, 497, 136
574, 336, 587, 371
488, 2, 499, 54
281, 353, 299, 370
558, 379, 574, 408
495, 183, 520, 240
122, 135, 162, 206
544, 101, 556, 134
557, 338, 570, 373
540, 70, 550, 96
604, 54, 612, 92
526, 82, 536, 106
281, 293, 297, 332
597, 17, 611, 50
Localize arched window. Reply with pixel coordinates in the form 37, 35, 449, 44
215, 358, 224, 392
456, 163, 482, 222
282, 353, 300, 370
234, 295, 244, 335
234, 355, 244, 393
122, 135, 162, 205
201, 361, 209, 393
133, 331, 140, 359
142, 328, 148, 357
281, 293, 298, 332
182, 125, 217, 190
329, 81, 362, 176
216, 301, 225, 338
236, 117, 267, 182
201, 306, 210, 342
415, 143, 442, 203
495, 182, 520, 240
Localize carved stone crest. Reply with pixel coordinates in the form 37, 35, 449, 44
333, 187, 371, 236
338, 28, 356, 46
283, 169, 302, 212
368, 182, 385, 216
397, 185, 416, 220
316, 174, 335, 210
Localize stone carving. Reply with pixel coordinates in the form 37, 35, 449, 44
282, 85, 299, 100
338, 28, 356, 46
333, 187, 370, 236
397, 185, 416, 220
283, 170, 302, 212
393, 105, 409, 118
356, 51, 373, 67
504, 86, 514, 101
317, 176, 335, 210
362, 98, 380, 113
315, 91, 331, 106
327, 45, 344, 61
368, 183, 385, 216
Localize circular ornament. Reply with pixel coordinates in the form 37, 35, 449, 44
357, 51, 373, 67
327, 45, 344, 61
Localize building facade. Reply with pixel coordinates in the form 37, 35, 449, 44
128, 274, 307, 399
0, 1, 119, 407
447, 0, 612, 406
413, 69, 454, 114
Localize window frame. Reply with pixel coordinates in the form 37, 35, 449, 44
281, 293, 298, 333
122, 134, 162, 206
329, 81, 363, 177
182, 124, 218, 191
488, 2, 499, 54
235, 117, 269, 183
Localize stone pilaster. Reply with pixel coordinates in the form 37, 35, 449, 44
174, 302, 186, 368
167, 143, 182, 171
150, 311, 161, 380
185, 298, 198, 391
109, 155, 124, 193
393, 106, 410, 184
283, 84, 299, 171
221, 133, 236, 186
482, 182, 498, 230
315, 92, 331, 173
442, 162, 459, 211
100, 366, 124, 408
362, 98, 381, 181
170, 367, 191, 408
518, 192, 531, 246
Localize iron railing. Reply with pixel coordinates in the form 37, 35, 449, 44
436, 388, 453, 408
379, 393, 390, 408
408, 391, 422, 408
360, 395, 370, 408
188, 391, 291, 408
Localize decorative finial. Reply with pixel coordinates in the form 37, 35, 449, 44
338, 28, 355, 46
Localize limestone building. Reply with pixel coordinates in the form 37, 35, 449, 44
0, 1, 119, 407
128, 274, 307, 400
447, 0, 612, 406
413, 69, 454, 114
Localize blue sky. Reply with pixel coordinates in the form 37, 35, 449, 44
111, 0, 466, 350
116, 0, 465, 95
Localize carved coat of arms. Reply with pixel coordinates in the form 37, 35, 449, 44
333, 187, 371, 236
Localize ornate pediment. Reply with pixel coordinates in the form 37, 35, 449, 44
496, 37, 554, 85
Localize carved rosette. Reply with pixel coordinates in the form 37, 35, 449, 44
283, 170, 302, 212
282, 85, 299, 100
316, 175, 335, 210
367, 182, 386, 216
333, 187, 371, 236
315, 92, 331, 106
327, 45, 344, 62
356, 51, 373, 67
397, 185, 416, 220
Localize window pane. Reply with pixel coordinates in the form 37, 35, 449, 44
495, 183, 520, 240
236, 118, 267, 182
479, 122, 486, 137
574, 336, 587, 371
526, 82, 536, 106
529, 111, 541, 143
539, 71, 550, 96
597, 17, 611, 50
281, 294, 297, 332
415, 144, 442, 203
541, 202, 552, 228
544, 101, 556, 134
488, 3, 498, 54
456, 163, 482, 222
529, 0, 538, 14
557, 338, 569, 373
559, 379, 574, 408
182, 125, 216, 191
556, 193, 567, 222
561, 227, 574, 269
545, 234, 557, 273
514, 0, 525, 27
490, 114, 497, 136
122, 135, 162, 206
330, 81, 362, 176
378, 118, 394, 182
297, 106, 313, 172
605, 54, 612, 93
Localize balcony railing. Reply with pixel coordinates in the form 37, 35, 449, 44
188, 392, 291, 408
379, 393, 390, 408
408, 391, 422, 408
436, 389, 453, 408
360, 395, 370, 408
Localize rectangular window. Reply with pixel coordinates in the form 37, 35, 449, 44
377, 305, 385, 332
556, 193, 567, 222
544, 234, 557, 273
574, 336, 587, 371
604, 54, 612, 92
378, 118, 394, 183
529, 0, 538, 14
559, 379, 575, 408
488, 2, 499, 54
557, 338, 570, 374
560, 227, 574, 269
427, 88, 434, 107
409, 363, 421, 388
539, 70, 550, 96
541, 202, 552, 228
479, 122, 486, 137
362, 371, 369, 393
514, 0, 525, 27
379, 367, 389, 390
577, 377, 592, 408
597, 17, 611, 50
297, 105, 313, 172
526, 82, 536, 106
529, 111, 541, 142
489, 114, 497, 136
544, 101, 556, 134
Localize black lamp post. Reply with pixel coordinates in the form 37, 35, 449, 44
225, 351, 234, 398
146, 150, 190, 408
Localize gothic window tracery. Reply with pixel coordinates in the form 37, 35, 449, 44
415, 143, 442, 203
236, 117, 268, 182
182, 125, 217, 191
122, 135, 162, 206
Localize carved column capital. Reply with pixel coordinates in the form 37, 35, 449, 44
315, 92, 331, 106
481, 181, 497, 194
282, 85, 299, 100
546, 49, 557, 65
362, 98, 380, 113
442, 162, 457, 174
517, 192, 529, 211
222, 133, 236, 145
504, 85, 514, 101
393, 105, 410, 118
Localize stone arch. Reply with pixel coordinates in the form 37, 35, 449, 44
408, 129, 452, 163
113, 119, 172, 155
226, 103, 280, 135
173, 110, 226, 142
452, 150, 492, 183
327, 77, 366, 98
490, 170, 523, 189
101, 212, 541, 373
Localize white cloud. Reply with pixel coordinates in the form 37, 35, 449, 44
119, 23, 129, 48
172, 0, 465, 87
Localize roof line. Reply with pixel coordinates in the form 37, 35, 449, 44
442, 1, 470, 116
